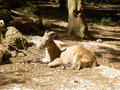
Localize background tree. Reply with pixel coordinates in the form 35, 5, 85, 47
67, 0, 88, 39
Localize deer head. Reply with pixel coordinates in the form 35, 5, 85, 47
0, 20, 4, 31
39, 30, 56, 49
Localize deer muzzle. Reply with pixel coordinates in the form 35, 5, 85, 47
39, 42, 45, 50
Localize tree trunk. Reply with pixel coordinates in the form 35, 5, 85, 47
67, 0, 88, 39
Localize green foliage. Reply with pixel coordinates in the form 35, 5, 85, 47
90, 2, 95, 6
92, 23, 98, 28
101, 17, 112, 24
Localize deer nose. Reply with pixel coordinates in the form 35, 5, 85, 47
39, 46, 44, 50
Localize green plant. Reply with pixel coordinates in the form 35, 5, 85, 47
101, 17, 112, 24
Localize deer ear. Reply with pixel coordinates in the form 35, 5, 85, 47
0, 20, 4, 25
48, 31, 56, 38
45, 30, 49, 33
45, 30, 56, 38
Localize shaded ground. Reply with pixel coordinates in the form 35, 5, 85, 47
0, 1, 120, 89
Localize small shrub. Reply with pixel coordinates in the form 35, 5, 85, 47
101, 17, 112, 24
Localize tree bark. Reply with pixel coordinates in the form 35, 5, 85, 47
67, 0, 88, 39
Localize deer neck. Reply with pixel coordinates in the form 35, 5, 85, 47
46, 40, 61, 61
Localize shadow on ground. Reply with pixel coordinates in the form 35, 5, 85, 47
0, 70, 27, 86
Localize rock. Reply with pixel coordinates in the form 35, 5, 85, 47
17, 52, 26, 57
11, 51, 17, 57
0, 9, 11, 22
96, 39, 103, 43
11, 50, 26, 57
9, 16, 34, 33
30, 14, 45, 34
5, 26, 28, 49
10, 9, 45, 34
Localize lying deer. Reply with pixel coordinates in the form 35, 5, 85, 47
0, 44, 11, 64
39, 31, 99, 70
0, 20, 11, 64
39, 31, 62, 63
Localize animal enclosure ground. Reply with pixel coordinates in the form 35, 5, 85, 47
0, 1, 120, 89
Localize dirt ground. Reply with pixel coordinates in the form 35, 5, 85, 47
0, 1, 120, 90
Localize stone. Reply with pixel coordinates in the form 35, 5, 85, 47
9, 16, 34, 33
5, 26, 28, 49
10, 10, 45, 34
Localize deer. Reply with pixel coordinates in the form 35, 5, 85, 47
0, 44, 11, 64
0, 20, 11, 64
38, 31, 62, 63
0, 20, 5, 44
39, 31, 99, 70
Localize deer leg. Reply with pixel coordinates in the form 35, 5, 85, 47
70, 54, 81, 70
48, 58, 63, 68
40, 58, 50, 63
70, 62, 81, 70
91, 60, 99, 68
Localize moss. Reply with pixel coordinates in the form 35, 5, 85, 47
5, 26, 28, 49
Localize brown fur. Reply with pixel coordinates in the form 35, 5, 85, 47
0, 20, 11, 64
39, 31, 61, 62
48, 46, 98, 70
40, 31, 99, 70
0, 44, 11, 64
